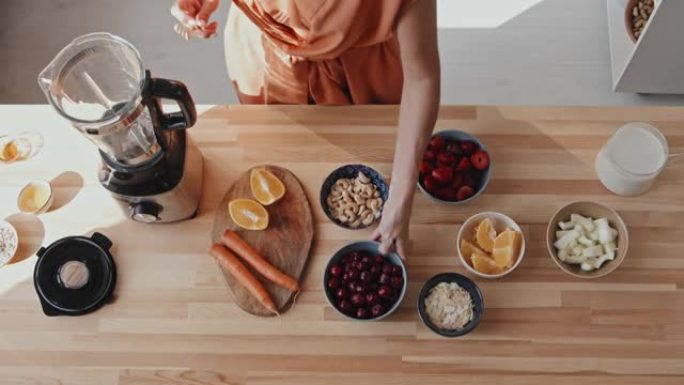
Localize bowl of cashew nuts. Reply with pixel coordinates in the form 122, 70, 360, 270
320, 164, 389, 230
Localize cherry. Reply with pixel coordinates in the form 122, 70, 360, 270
369, 265, 380, 278
360, 271, 371, 282
374, 255, 385, 265
378, 285, 392, 299
366, 292, 379, 306
338, 299, 352, 314
330, 264, 342, 277
379, 273, 390, 285
350, 293, 366, 306
391, 265, 402, 276
336, 287, 350, 299
390, 276, 403, 289
382, 264, 393, 275
371, 304, 386, 318
347, 269, 359, 281
356, 307, 369, 319
327, 277, 341, 290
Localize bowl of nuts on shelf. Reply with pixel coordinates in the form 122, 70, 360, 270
625, 0, 655, 42
320, 164, 388, 229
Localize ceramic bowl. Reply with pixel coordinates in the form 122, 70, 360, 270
417, 272, 484, 337
547, 201, 629, 279
323, 241, 407, 321
320, 164, 388, 230
417, 130, 492, 205
17, 180, 54, 214
457, 212, 526, 279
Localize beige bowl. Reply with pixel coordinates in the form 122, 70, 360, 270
17, 180, 54, 215
457, 212, 526, 279
547, 201, 629, 279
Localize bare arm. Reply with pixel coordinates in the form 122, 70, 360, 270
374, 0, 440, 256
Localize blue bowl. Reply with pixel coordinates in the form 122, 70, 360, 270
417, 272, 484, 337
323, 241, 407, 321
418, 130, 492, 205
320, 164, 389, 229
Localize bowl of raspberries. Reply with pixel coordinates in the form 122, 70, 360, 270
418, 130, 491, 204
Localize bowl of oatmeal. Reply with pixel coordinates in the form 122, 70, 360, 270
417, 272, 484, 337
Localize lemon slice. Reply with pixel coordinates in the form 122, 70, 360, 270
250, 168, 286, 206
229, 199, 269, 231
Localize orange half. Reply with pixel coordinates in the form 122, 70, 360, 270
250, 168, 286, 205
229, 198, 269, 231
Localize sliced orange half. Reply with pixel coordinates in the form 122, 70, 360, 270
475, 218, 496, 253
229, 199, 269, 231
250, 168, 285, 206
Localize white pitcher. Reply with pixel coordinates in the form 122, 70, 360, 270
595, 122, 674, 196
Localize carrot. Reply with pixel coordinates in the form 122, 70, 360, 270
209, 243, 279, 315
221, 230, 301, 292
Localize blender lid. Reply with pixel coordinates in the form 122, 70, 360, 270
37, 32, 146, 130
34, 232, 116, 316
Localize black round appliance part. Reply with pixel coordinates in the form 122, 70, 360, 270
33, 232, 116, 316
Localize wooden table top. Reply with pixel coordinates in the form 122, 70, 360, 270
1, 105, 684, 385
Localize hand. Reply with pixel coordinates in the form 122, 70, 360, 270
371, 192, 412, 259
171, 0, 220, 39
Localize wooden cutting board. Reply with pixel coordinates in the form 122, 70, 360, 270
211, 165, 314, 316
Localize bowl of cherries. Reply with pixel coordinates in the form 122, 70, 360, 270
323, 241, 407, 321
418, 130, 491, 204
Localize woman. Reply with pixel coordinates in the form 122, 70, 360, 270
172, 0, 440, 258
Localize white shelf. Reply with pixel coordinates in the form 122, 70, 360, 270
608, 0, 684, 93
607, 0, 636, 89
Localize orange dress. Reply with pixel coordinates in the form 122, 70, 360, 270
224, 0, 417, 105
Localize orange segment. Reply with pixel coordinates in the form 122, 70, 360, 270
492, 229, 522, 269
475, 218, 496, 253
460, 239, 485, 266
471, 252, 503, 275
250, 168, 285, 206
229, 199, 269, 231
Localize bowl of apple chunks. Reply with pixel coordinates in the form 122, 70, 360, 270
547, 201, 629, 279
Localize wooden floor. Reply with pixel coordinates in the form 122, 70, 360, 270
1, 105, 684, 384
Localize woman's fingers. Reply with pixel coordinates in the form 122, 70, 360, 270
370, 228, 382, 242
197, 0, 220, 24
378, 235, 395, 255
395, 237, 408, 260
171, 1, 199, 28
200, 21, 219, 38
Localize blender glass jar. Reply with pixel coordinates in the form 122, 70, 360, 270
38, 33, 159, 164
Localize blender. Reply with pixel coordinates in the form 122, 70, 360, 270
38, 33, 203, 223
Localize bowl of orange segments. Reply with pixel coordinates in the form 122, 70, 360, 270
457, 212, 525, 278
228, 167, 286, 231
